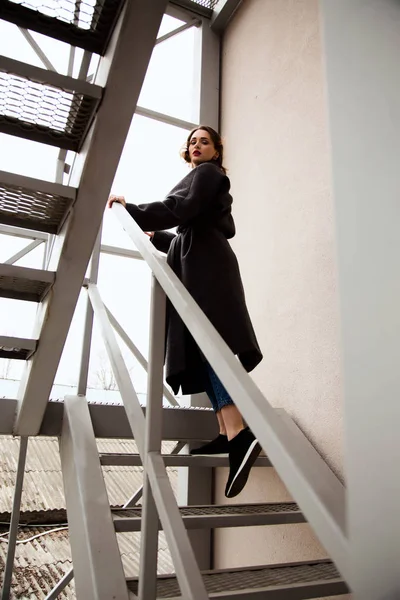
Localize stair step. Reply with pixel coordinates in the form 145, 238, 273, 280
0, 170, 76, 234
0, 264, 55, 302
0, 0, 125, 55
0, 56, 102, 151
126, 559, 348, 599
171, 0, 214, 18
0, 335, 37, 360
100, 453, 271, 467
112, 502, 304, 532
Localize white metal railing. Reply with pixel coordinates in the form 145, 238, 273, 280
110, 202, 350, 587
42, 440, 188, 600
87, 278, 208, 599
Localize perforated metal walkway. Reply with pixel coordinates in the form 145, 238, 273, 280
0, 0, 125, 55
127, 560, 348, 598
0, 264, 55, 302
0, 171, 75, 233
112, 502, 305, 532
0, 57, 102, 151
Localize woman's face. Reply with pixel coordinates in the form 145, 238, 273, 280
188, 129, 219, 167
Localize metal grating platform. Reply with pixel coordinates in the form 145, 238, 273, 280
190, 0, 219, 6
0, 0, 125, 55
0, 336, 37, 360
127, 560, 348, 598
170, 0, 217, 17
0, 264, 55, 302
0, 172, 75, 233
100, 453, 272, 468
112, 502, 305, 532
0, 57, 102, 151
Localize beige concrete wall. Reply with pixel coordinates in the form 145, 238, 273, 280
215, 1, 348, 596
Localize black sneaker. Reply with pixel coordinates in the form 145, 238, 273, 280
225, 428, 261, 498
190, 434, 229, 456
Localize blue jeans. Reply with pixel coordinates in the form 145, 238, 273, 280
204, 363, 234, 413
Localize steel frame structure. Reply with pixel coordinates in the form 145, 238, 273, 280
0, 4, 223, 595
13, 0, 169, 436
85, 278, 209, 599
5, 0, 388, 598
110, 204, 349, 585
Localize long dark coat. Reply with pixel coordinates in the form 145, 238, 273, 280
126, 161, 262, 395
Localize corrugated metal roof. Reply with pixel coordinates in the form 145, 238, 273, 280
0, 527, 74, 599
0, 436, 178, 512
0, 527, 173, 598
0, 435, 177, 598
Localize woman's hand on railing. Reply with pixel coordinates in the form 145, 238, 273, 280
107, 194, 126, 208
108, 195, 154, 239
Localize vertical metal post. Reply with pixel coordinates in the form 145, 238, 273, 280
77, 225, 102, 396
181, 16, 221, 571
55, 149, 68, 185
56, 45, 73, 188
321, 1, 400, 597
1, 437, 28, 600
193, 19, 220, 129
177, 454, 213, 571
138, 275, 167, 600
42, 237, 48, 270
55, 11, 91, 189
78, 51, 92, 81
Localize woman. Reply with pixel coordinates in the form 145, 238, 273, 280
108, 126, 263, 498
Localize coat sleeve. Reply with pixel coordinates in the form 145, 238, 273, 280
125, 163, 224, 231
151, 230, 176, 254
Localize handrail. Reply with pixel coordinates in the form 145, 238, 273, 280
87, 280, 208, 598
111, 202, 350, 584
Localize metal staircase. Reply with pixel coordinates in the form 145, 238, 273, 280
0, 169, 75, 232
0, 55, 102, 150
0, 0, 126, 54
56, 393, 348, 600
0, 1, 352, 599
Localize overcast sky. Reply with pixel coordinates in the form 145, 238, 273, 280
0, 11, 198, 397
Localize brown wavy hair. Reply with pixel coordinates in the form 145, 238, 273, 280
181, 125, 226, 174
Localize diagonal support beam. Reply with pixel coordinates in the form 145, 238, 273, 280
4, 240, 43, 265
156, 20, 199, 45
44, 567, 74, 600
14, 0, 168, 436
104, 303, 179, 406
87, 283, 146, 455
18, 28, 58, 72
135, 105, 197, 130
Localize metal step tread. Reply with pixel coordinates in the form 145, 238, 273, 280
0, 263, 55, 302
0, 170, 76, 233
112, 502, 304, 532
100, 452, 271, 468
171, 1, 215, 18
126, 559, 348, 598
0, 56, 102, 151
0, 0, 125, 55
0, 335, 37, 360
